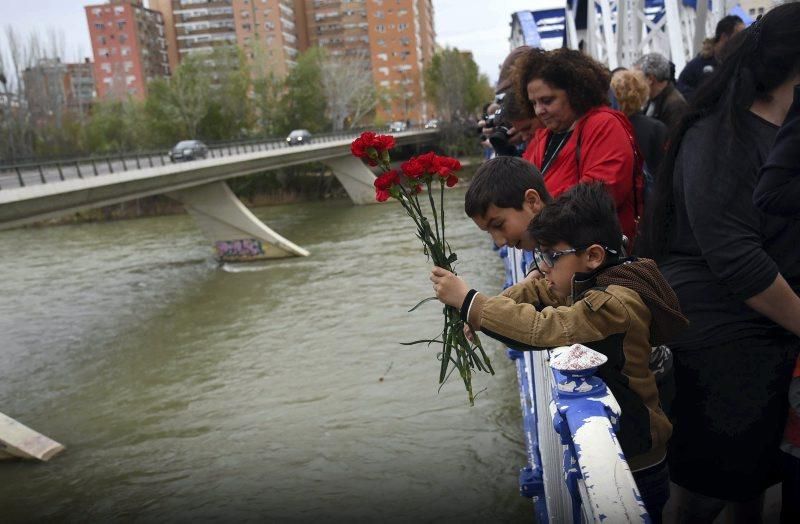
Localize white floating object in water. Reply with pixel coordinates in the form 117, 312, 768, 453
550, 344, 608, 371
0, 411, 65, 462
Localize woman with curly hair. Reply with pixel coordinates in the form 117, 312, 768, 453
515, 48, 642, 243
611, 69, 668, 173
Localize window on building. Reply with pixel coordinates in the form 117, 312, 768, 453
119, 34, 127, 44
243, 23, 252, 31
124, 61, 134, 72
117, 20, 126, 29
398, 23, 407, 31
101, 63, 112, 73
92, 7, 102, 16
758, 7, 765, 14
375, 10, 384, 18
94, 23, 105, 30
400, 37, 410, 46
98, 35, 106, 45
121, 47, 131, 56
376, 24, 385, 32
114, 6, 124, 14
241, 10, 250, 17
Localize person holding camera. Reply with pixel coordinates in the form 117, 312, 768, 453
478, 46, 543, 157
514, 48, 641, 244
479, 91, 541, 157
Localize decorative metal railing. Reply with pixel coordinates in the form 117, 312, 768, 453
498, 246, 648, 522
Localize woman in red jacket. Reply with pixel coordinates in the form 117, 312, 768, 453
514, 48, 642, 243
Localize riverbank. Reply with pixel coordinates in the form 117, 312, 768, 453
28, 157, 482, 227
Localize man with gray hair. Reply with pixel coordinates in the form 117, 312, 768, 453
634, 52, 688, 131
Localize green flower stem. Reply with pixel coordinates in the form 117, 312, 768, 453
426, 180, 441, 247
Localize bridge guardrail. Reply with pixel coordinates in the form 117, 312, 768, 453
500, 246, 648, 522
0, 126, 434, 191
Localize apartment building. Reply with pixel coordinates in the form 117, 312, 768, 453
150, 0, 301, 78
304, 0, 435, 123
85, 0, 169, 100
739, 0, 779, 18
22, 58, 96, 118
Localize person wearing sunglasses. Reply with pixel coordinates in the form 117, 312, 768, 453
430, 183, 688, 522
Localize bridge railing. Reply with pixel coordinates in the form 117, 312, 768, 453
500, 246, 648, 523
0, 125, 432, 191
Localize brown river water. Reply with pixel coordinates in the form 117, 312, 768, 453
0, 189, 532, 522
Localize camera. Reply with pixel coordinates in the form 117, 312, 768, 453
486, 108, 514, 154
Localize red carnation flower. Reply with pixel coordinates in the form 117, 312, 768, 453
432, 155, 462, 178
374, 134, 396, 151
445, 174, 459, 187
401, 159, 425, 179
374, 169, 399, 202
350, 131, 376, 159
416, 151, 438, 174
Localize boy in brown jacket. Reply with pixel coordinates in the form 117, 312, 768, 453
430, 183, 687, 522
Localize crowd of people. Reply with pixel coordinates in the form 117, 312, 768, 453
438, 3, 800, 522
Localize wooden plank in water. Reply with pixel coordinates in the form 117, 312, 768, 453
0, 411, 64, 462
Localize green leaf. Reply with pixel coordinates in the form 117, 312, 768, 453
408, 296, 439, 313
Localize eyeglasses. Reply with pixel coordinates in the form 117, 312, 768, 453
532, 245, 619, 273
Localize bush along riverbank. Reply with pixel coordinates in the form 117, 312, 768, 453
31, 158, 482, 227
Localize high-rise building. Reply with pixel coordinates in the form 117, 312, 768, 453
85, 0, 170, 100
21, 58, 96, 120
303, 0, 435, 123
65, 60, 96, 111
149, 0, 300, 78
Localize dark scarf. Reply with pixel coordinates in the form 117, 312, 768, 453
574, 257, 689, 346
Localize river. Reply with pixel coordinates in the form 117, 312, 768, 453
0, 189, 532, 522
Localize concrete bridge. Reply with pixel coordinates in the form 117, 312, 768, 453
0, 129, 439, 262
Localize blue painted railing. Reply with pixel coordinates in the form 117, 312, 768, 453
498, 246, 649, 522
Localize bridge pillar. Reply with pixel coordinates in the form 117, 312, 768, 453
320, 155, 379, 205
168, 181, 310, 262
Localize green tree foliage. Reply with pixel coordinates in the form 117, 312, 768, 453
424, 47, 493, 122
276, 47, 329, 134
146, 53, 212, 140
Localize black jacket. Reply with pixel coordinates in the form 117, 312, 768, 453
629, 112, 667, 173
754, 85, 800, 216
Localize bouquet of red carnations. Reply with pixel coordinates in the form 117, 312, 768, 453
351, 131, 494, 405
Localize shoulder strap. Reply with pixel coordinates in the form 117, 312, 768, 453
576, 110, 644, 222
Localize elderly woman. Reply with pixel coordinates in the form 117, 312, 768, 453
516, 48, 641, 243
611, 69, 668, 173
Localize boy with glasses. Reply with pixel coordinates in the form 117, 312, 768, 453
430, 183, 687, 522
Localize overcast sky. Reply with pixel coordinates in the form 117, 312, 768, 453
0, 0, 562, 84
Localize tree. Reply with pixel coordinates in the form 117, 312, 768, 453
424, 47, 493, 122
319, 51, 377, 130
146, 53, 211, 139
276, 47, 329, 133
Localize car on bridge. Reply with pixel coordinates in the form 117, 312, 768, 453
286, 129, 312, 146
388, 121, 407, 133
169, 140, 208, 162
424, 119, 440, 129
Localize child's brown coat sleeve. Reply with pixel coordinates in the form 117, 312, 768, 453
469, 282, 631, 350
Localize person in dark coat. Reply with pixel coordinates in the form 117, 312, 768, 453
677, 15, 745, 101
634, 52, 688, 132
611, 69, 668, 174
639, 5, 800, 521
